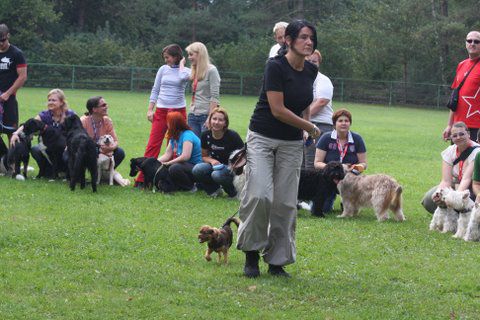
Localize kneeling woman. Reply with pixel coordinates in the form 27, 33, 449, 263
422, 121, 480, 213
192, 107, 244, 197
314, 108, 367, 213
10, 88, 75, 178
80, 96, 125, 168
158, 111, 202, 191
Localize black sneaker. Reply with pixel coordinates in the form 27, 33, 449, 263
243, 251, 260, 278
268, 264, 291, 277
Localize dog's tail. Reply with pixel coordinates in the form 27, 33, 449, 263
223, 216, 241, 229
391, 185, 403, 212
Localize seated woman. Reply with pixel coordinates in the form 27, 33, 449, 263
314, 108, 367, 212
10, 88, 75, 178
80, 96, 125, 168
158, 111, 202, 191
192, 107, 244, 197
422, 121, 480, 213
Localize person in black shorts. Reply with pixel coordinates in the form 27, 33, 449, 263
0, 24, 27, 140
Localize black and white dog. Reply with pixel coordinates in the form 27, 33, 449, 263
129, 157, 176, 192
64, 114, 98, 192
23, 118, 67, 179
0, 137, 11, 175
297, 161, 345, 217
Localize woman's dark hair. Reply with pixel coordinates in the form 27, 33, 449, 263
278, 20, 317, 56
162, 44, 183, 65
85, 96, 103, 115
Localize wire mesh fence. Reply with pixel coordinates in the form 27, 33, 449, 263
27, 63, 451, 108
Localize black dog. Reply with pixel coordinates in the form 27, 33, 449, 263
64, 114, 98, 192
129, 157, 177, 192
297, 161, 345, 217
23, 118, 67, 179
7, 131, 32, 179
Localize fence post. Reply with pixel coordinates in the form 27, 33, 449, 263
340, 79, 344, 102
436, 85, 441, 108
389, 81, 393, 106
130, 67, 134, 91
71, 65, 75, 89
239, 74, 244, 96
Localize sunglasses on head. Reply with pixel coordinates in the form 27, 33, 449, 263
451, 132, 467, 139
466, 39, 480, 45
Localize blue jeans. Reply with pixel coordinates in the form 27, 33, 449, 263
188, 113, 208, 137
192, 162, 237, 197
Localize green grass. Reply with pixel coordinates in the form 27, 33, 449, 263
1, 88, 478, 319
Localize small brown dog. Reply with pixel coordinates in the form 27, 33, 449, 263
198, 216, 241, 264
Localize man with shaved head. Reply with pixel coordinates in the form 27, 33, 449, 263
444, 31, 480, 141
0, 24, 27, 138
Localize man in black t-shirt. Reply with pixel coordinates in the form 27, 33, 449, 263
0, 24, 27, 137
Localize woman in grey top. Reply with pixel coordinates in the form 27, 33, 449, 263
185, 42, 221, 137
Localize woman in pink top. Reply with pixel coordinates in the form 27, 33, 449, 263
80, 96, 125, 168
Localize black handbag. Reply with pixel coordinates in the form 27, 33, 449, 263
447, 59, 480, 111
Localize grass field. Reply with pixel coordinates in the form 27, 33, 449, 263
1, 88, 477, 319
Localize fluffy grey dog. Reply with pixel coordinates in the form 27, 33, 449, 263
337, 172, 405, 222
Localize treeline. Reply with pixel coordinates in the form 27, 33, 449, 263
1, 0, 479, 84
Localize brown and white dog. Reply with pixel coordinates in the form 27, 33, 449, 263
198, 216, 241, 264
337, 172, 405, 222
97, 134, 115, 185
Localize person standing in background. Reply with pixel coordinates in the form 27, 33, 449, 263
268, 22, 288, 58
443, 31, 480, 141
303, 49, 334, 169
134, 44, 190, 188
185, 42, 220, 137
0, 24, 27, 140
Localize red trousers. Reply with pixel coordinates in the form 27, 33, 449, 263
135, 107, 186, 183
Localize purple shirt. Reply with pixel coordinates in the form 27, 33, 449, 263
38, 109, 76, 131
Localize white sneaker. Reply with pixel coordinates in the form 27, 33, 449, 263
189, 185, 198, 193
298, 201, 312, 211
20, 165, 35, 172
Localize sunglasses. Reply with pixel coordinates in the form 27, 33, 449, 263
450, 132, 467, 139
0, 38, 7, 43
466, 39, 480, 45
96, 103, 107, 108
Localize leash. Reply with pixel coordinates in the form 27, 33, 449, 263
152, 164, 164, 193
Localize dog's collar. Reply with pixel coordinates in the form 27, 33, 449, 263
351, 169, 360, 176
455, 208, 472, 214
152, 164, 164, 193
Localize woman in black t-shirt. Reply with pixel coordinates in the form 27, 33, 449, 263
192, 107, 243, 197
237, 20, 321, 278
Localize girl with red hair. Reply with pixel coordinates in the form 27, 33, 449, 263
157, 112, 202, 191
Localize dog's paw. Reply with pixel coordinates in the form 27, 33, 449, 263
205, 255, 212, 262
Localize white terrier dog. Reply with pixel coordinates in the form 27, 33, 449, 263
445, 190, 474, 239
441, 189, 473, 235
429, 188, 450, 232
464, 202, 480, 241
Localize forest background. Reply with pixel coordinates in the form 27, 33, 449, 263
1, 0, 479, 85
